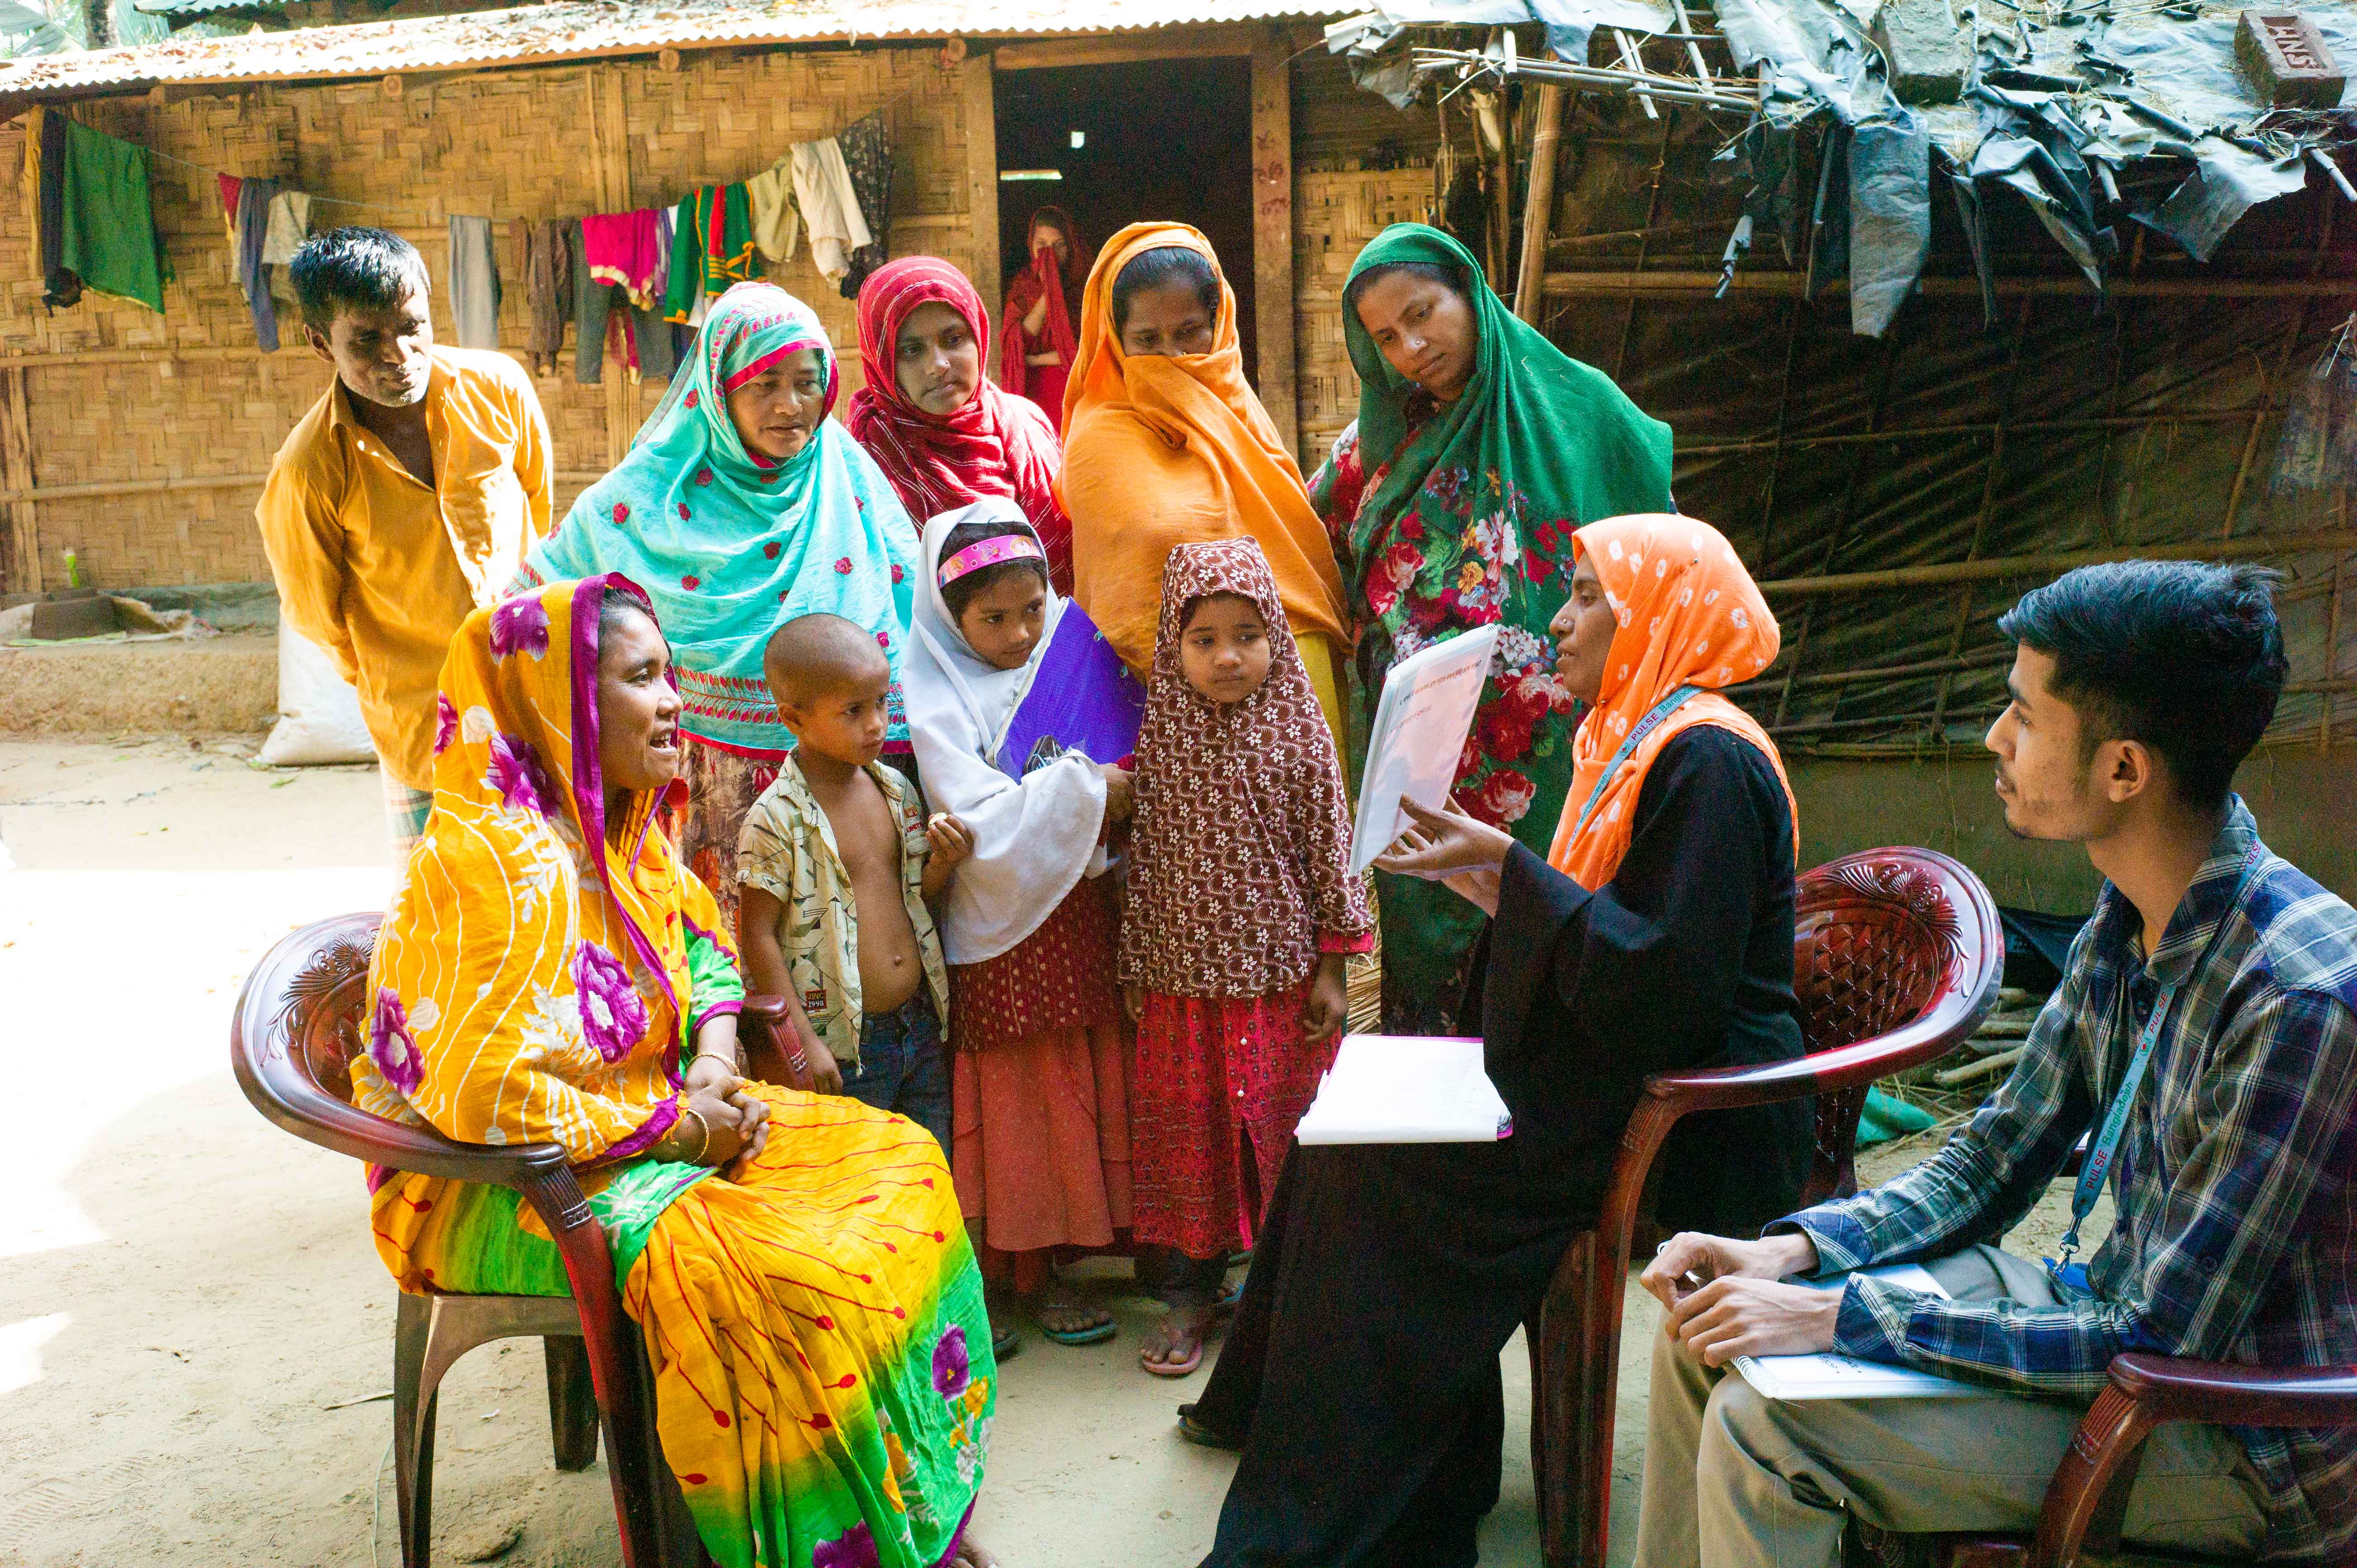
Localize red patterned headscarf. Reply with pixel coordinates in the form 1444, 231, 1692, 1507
846, 256, 1074, 591
1118, 538, 1373, 999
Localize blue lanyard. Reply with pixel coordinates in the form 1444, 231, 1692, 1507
2054, 852, 2257, 1271
1572, 685, 1701, 844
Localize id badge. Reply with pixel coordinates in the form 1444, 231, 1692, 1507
2044, 1257, 2092, 1303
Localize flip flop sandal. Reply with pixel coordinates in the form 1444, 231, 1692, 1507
1175, 1403, 1244, 1450
991, 1324, 1023, 1362
1140, 1333, 1205, 1378
1040, 1315, 1118, 1347
1213, 1275, 1246, 1317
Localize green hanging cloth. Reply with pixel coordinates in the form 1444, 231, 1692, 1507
663, 185, 756, 326
57, 118, 166, 314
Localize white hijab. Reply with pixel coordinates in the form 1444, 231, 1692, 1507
905, 499, 1109, 964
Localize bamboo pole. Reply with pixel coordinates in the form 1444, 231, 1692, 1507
1513, 83, 1569, 324
1773, 335, 1903, 724
0, 470, 610, 503
1677, 407, 2279, 458
1931, 295, 2033, 735
1755, 528, 2357, 596
0, 367, 36, 594
1728, 646, 2016, 696
1754, 298, 1808, 565
1613, 111, 1678, 382
1543, 269, 2357, 299
2327, 541, 2348, 749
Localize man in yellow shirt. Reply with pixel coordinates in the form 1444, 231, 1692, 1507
256, 227, 554, 854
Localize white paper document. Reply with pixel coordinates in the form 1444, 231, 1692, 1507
1348, 626, 1501, 874
1732, 1264, 1999, 1402
1294, 1034, 1513, 1145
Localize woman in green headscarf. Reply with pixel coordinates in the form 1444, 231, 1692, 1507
1312, 222, 1672, 1031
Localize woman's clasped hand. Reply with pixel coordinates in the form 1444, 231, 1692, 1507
663, 1051, 774, 1176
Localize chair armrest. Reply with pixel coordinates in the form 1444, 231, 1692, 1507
2107, 1352, 2357, 1427
237, 1078, 575, 1187
740, 994, 789, 1027
1640, 1022, 1978, 1116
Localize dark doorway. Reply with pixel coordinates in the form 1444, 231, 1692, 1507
994, 56, 1259, 388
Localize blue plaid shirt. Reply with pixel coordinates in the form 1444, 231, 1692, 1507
1775, 802, 2357, 1561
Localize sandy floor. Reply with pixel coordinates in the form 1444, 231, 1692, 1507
0, 739, 1606, 1568
0, 736, 2097, 1568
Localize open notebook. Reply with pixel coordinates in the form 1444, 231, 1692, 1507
1731, 1264, 1999, 1401
1294, 1035, 1513, 1145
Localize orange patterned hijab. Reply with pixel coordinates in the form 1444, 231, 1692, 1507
357, 574, 724, 1167
1547, 515, 1798, 889
1059, 221, 1350, 671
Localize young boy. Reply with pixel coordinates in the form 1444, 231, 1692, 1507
737, 612, 972, 1150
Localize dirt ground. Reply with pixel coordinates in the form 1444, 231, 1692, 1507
0, 736, 2099, 1568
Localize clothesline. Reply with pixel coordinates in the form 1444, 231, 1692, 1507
142, 142, 472, 225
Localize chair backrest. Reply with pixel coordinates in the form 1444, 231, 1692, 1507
1791, 849, 2003, 1203
231, 912, 556, 1183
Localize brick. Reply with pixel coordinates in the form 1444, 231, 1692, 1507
1871, 0, 1971, 107
2237, 11, 2348, 109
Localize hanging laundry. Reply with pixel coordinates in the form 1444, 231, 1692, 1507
36, 116, 168, 314
581, 209, 660, 310
745, 154, 801, 264
660, 184, 754, 326
233, 176, 281, 350
215, 173, 241, 246
26, 108, 80, 309
515, 217, 571, 378
261, 190, 310, 266
651, 203, 673, 305
834, 109, 893, 298
790, 137, 871, 288
446, 214, 501, 349
569, 216, 676, 387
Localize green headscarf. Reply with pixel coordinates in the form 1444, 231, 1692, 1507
1327, 222, 1673, 1020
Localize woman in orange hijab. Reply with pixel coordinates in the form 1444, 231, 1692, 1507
1060, 222, 1353, 750
1183, 515, 1815, 1568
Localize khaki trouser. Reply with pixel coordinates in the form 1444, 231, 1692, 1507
1630, 1245, 2270, 1568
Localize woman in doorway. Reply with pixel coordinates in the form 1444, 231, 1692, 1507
848, 255, 1075, 592
1061, 222, 1353, 754
518, 282, 918, 929
998, 205, 1083, 432
360, 575, 999, 1568
1184, 514, 1813, 1568
1316, 222, 1673, 1034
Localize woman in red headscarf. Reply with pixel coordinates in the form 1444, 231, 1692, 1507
998, 206, 1082, 434
848, 255, 1074, 590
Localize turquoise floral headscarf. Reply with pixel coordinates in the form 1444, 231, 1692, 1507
525, 282, 918, 755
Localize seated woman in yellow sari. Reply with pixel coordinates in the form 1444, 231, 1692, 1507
351, 572, 999, 1568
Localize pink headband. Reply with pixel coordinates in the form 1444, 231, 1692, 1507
939, 534, 1044, 586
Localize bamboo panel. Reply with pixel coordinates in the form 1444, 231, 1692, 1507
1291, 165, 1434, 471
0, 43, 976, 592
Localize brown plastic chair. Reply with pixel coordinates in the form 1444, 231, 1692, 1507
230, 912, 705, 1568
1848, 1358, 2357, 1568
1530, 847, 2006, 1568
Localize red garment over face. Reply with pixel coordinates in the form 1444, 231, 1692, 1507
846, 255, 1075, 592
999, 207, 1082, 433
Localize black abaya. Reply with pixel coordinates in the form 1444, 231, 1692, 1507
1190, 725, 1813, 1568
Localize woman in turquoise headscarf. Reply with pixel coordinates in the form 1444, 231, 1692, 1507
522, 282, 919, 925
1311, 222, 1673, 1031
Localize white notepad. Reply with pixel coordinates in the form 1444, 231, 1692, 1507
1349, 626, 1501, 875
1294, 1035, 1513, 1145
1731, 1264, 1998, 1401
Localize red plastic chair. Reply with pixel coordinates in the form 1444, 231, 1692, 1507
230, 912, 705, 1568
1530, 847, 2005, 1568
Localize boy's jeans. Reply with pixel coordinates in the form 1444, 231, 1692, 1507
842, 991, 951, 1151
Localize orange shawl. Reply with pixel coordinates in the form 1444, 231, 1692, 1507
1060, 222, 1350, 672
1547, 514, 1799, 889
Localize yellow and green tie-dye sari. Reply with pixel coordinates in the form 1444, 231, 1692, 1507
353, 573, 993, 1567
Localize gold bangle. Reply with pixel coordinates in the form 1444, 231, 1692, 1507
678, 1106, 711, 1164
692, 1051, 742, 1078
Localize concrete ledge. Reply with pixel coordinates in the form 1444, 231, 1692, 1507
0, 629, 275, 735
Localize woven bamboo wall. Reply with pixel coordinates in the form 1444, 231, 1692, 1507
0, 44, 979, 594
1292, 164, 1434, 472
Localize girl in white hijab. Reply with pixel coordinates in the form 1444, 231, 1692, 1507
905, 497, 1137, 1346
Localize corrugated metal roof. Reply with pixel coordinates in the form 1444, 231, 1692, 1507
0, 0, 1336, 102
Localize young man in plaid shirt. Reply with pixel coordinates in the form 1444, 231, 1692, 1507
1633, 561, 2357, 1565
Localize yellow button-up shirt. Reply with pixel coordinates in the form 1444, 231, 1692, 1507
256, 347, 553, 789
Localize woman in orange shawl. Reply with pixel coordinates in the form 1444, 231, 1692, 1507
1182, 515, 1814, 1568
1060, 222, 1353, 751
